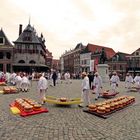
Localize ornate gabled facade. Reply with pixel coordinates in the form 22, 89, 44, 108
13, 24, 49, 72
0, 28, 13, 72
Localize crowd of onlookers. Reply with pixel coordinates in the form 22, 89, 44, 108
0, 70, 74, 88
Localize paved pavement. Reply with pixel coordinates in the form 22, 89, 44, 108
0, 80, 140, 140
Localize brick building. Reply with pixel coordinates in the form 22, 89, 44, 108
52, 59, 60, 71
61, 43, 85, 73
46, 49, 53, 69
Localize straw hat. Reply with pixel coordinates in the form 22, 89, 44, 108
126, 73, 130, 76
113, 71, 117, 75
82, 72, 87, 76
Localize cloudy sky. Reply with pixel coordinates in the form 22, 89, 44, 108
1, 0, 140, 58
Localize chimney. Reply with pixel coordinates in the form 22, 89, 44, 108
19, 24, 22, 36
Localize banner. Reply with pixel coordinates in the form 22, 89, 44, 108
90, 60, 94, 72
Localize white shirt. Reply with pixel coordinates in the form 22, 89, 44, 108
37, 76, 48, 90
93, 76, 103, 87
82, 76, 90, 90
21, 76, 30, 84
134, 76, 140, 84
110, 75, 120, 84
125, 75, 133, 83
15, 75, 22, 83
10, 73, 16, 79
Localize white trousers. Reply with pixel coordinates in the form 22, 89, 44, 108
125, 82, 131, 91
38, 89, 46, 103
16, 81, 21, 89
21, 83, 29, 91
56, 78, 61, 84
111, 83, 117, 93
49, 79, 53, 86
81, 89, 91, 106
95, 85, 100, 99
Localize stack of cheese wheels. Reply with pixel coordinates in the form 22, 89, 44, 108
14, 98, 42, 112
88, 104, 97, 112
9, 86, 17, 93
3, 87, 10, 93
59, 97, 67, 102
88, 96, 135, 114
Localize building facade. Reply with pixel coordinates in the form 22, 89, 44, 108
108, 52, 129, 80
63, 50, 74, 73
126, 48, 140, 77
80, 52, 91, 72
13, 24, 49, 72
73, 43, 85, 73
80, 43, 116, 73
60, 43, 85, 74
52, 59, 60, 71
0, 28, 13, 72
60, 56, 64, 72
46, 49, 53, 69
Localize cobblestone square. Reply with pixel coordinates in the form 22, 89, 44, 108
0, 80, 140, 140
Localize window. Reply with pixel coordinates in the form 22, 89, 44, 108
29, 60, 36, 64
84, 60, 86, 64
87, 60, 90, 65
23, 32, 32, 41
0, 52, 4, 59
113, 65, 116, 70
33, 45, 37, 53
136, 52, 139, 56
6, 52, 11, 59
0, 64, 3, 71
18, 60, 25, 63
6, 64, 10, 72
0, 37, 4, 45
120, 65, 123, 70
17, 45, 22, 53
25, 45, 29, 53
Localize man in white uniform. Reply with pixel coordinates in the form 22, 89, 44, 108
57, 71, 61, 84
93, 72, 103, 100
15, 73, 22, 91
37, 73, 48, 104
10, 72, 16, 85
110, 71, 120, 93
134, 73, 140, 92
49, 72, 53, 86
79, 72, 91, 107
21, 73, 30, 92
64, 71, 71, 84
5, 72, 10, 84
125, 73, 133, 92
